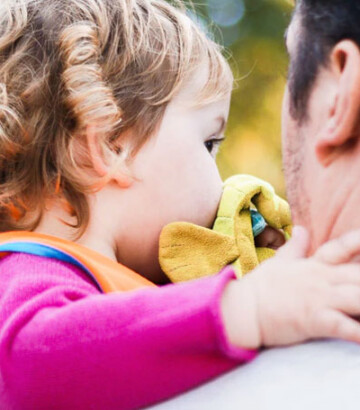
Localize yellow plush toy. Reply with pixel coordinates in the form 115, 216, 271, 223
159, 174, 292, 282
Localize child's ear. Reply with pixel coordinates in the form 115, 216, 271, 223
316, 40, 360, 166
86, 125, 133, 188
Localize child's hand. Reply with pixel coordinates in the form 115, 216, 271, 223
254, 226, 286, 250
221, 227, 360, 349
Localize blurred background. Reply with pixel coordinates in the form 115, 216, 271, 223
187, 0, 294, 197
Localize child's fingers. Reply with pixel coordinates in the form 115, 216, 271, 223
329, 264, 360, 286
255, 226, 286, 250
331, 284, 360, 315
314, 230, 360, 265
276, 225, 309, 259
319, 310, 360, 344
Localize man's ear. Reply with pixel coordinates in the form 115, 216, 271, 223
316, 40, 360, 166
86, 125, 133, 188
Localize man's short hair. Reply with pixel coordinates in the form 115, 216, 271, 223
289, 0, 360, 121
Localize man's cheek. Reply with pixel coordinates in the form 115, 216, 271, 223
281, 88, 290, 133
280, 98, 305, 223
281, 88, 295, 150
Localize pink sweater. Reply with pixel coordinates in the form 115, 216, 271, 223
0, 253, 257, 409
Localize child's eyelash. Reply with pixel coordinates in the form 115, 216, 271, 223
205, 135, 226, 153
214, 137, 225, 145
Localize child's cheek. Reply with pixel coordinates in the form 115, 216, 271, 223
188, 158, 223, 228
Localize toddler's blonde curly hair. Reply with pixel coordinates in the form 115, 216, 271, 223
0, 0, 233, 235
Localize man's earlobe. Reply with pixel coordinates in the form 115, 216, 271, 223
316, 40, 360, 166
86, 125, 133, 189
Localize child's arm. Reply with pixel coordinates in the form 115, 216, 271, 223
0, 255, 254, 409
2, 229, 360, 409
222, 227, 360, 349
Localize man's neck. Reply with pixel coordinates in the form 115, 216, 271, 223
308, 177, 360, 256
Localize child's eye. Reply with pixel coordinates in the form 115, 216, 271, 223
204, 136, 225, 155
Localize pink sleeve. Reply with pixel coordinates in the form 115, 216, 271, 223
0, 253, 257, 409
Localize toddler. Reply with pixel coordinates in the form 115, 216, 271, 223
1, 0, 360, 408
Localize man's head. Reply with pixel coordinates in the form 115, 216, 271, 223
282, 0, 360, 253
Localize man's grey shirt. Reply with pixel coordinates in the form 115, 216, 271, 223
151, 340, 360, 410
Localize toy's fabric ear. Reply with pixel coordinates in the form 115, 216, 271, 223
217, 174, 292, 238
159, 222, 238, 283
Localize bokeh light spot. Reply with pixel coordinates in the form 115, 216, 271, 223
207, 0, 246, 27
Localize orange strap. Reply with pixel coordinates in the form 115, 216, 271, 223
0, 231, 156, 293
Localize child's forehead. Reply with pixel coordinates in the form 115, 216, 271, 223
171, 63, 232, 109
166, 84, 231, 126
180, 64, 211, 96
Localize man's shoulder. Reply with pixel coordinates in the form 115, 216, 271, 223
152, 340, 360, 410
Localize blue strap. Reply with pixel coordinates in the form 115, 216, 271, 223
0, 213, 266, 289
0, 242, 103, 292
